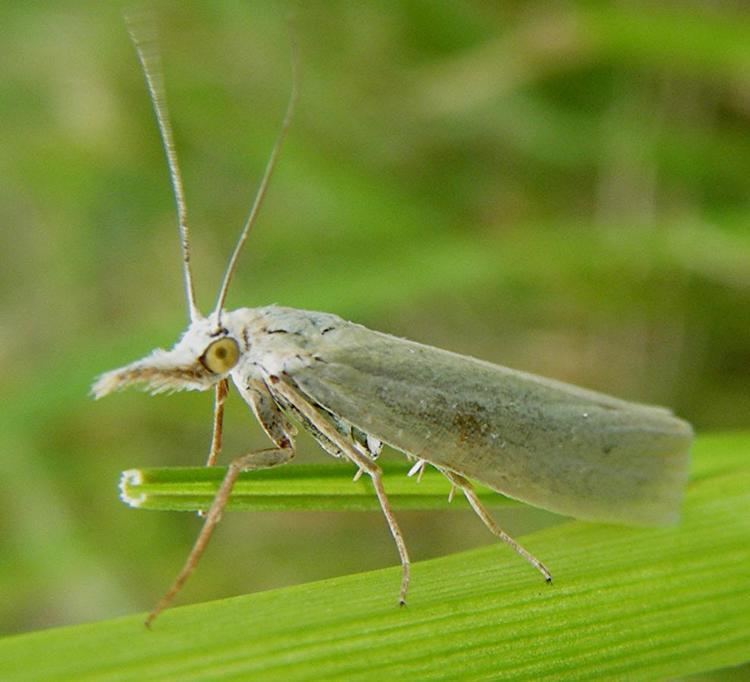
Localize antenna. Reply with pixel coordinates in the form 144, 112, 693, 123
212, 28, 299, 325
125, 9, 200, 322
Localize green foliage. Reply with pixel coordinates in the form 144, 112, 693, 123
0, 434, 747, 680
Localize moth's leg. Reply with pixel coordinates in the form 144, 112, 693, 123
145, 443, 294, 628
270, 378, 410, 605
205, 379, 229, 467
355, 453, 411, 605
308, 422, 411, 603
238, 379, 297, 446
331, 447, 410, 604
441, 469, 552, 583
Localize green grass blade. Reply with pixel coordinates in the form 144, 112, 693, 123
0, 433, 747, 680
119, 461, 516, 512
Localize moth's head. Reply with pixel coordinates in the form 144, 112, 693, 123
91, 314, 242, 398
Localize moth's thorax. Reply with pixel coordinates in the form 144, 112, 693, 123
225, 305, 349, 382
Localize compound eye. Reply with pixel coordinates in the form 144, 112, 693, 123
202, 337, 240, 374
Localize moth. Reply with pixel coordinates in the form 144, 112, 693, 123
93, 17, 693, 627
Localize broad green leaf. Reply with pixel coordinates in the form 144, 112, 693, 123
0, 433, 747, 680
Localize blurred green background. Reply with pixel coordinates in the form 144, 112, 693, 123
1, 1, 748, 636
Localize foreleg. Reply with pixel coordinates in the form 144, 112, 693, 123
145, 444, 294, 627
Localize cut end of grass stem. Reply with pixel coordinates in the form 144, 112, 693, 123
119, 469, 146, 508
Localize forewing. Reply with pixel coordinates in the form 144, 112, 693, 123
290, 323, 692, 526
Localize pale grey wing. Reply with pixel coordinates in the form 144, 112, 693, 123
290, 323, 692, 526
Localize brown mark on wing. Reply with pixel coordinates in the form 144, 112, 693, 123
451, 409, 490, 444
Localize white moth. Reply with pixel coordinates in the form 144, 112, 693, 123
93, 16, 693, 627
